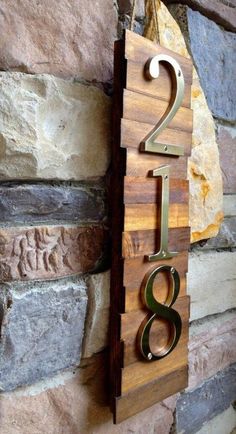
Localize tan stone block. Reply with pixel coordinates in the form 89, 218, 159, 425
0, 225, 107, 281
0, 353, 176, 434
156, 2, 223, 242
189, 311, 236, 389
0, 73, 111, 180
0, 0, 117, 81
188, 250, 236, 321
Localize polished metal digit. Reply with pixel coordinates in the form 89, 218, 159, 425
137, 265, 182, 361
147, 165, 177, 261
140, 54, 185, 156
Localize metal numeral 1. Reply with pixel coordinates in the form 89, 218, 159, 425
137, 265, 182, 361
147, 165, 177, 261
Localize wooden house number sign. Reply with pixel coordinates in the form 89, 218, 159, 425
110, 30, 193, 424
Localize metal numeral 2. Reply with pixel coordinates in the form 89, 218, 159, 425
138, 55, 185, 361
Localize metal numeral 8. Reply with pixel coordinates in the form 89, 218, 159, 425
137, 265, 182, 361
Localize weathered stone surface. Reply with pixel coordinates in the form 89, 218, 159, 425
216, 123, 236, 194
0, 182, 107, 225
82, 271, 110, 358
156, 2, 223, 243
0, 352, 177, 434
169, 5, 236, 122
188, 250, 236, 320
0, 73, 111, 180
195, 405, 236, 434
176, 364, 236, 434
224, 194, 236, 217
0, 0, 117, 81
189, 310, 236, 389
164, 0, 236, 32
193, 217, 236, 250
0, 279, 87, 391
0, 225, 108, 282
118, 0, 145, 16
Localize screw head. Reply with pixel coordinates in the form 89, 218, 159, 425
162, 250, 166, 257
148, 353, 152, 360
164, 145, 168, 151
171, 267, 175, 274
164, 174, 168, 180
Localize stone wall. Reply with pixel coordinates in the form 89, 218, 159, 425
0, 1, 235, 433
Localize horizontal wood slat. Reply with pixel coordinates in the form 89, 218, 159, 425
123, 251, 188, 289
121, 296, 190, 392
122, 227, 190, 258
126, 60, 192, 107
124, 177, 189, 204
121, 296, 189, 367
115, 365, 188, 423
123, 89, 193, 133
124, 203, 189, 231
124, 30, 192, 84
121, 118, 192, 155
126, 148, 188, 178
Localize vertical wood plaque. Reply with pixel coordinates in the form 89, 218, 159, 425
110, 30, 193, 424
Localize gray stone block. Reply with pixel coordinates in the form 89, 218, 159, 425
0, 279, 88, 391
187, 9, 236, 122
0, 182, 107, 225
176, 364, 236, 434
194, 217, 236, 250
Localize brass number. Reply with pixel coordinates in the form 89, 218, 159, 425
137, 265, 182, 361
147, 165, 177, 261
140, 54, 185, 156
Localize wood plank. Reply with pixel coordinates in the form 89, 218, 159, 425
126, 60, 192, 107
124, 177, 189, 204
123, 251, 189, 289
122, 227, 190, 259
125, 275, 187, 312
121, 296, 189, 366
121, 118, 192, 156
121, 296, 189, 392
123, 89, 193, 133
114, 365, 188, 423
124, 29, 192, 84
126, 148, 188, 179
124, 203, 189, 231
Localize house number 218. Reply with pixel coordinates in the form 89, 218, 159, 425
137, 54, 185, 361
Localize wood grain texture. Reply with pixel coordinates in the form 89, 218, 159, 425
121, 296, 190, 367
124, 203, 189, 231
124, 177, 189, 204
126, 60, 192, 107
121, 118, 192, 155
123, 89, 193, 133
126, 148, 188, 178
124, 30, 192, 83
122, 227, 190, 259
121, 296, 190, 393
115, 365, 188, 423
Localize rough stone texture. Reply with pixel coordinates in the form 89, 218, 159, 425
0, 279, 87, 391
176, 364, 236, 434
224, 194, 236, 217
0, 73, 111, 180
188, 250, 236, 320
118, 0, 145, 16
169, 5, 236, 122
82, 271, 110, 358
0, 225, 108, 282
193, 217, 236, 250
0, 0, 117, 81
0, 182, 107, 226
189, 310, 236, 389
0, 353, 177, 434
164, 0, 236, 32
157, 2, 223, 243
195, 405, 236, 434
216, 123, 236, 193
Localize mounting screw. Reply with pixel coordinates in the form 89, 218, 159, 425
164, 145, 168, 151
164, 174, 168, 180
171, 267, 175, 274
162, 250, 166, 257
148, 353, 152, 360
